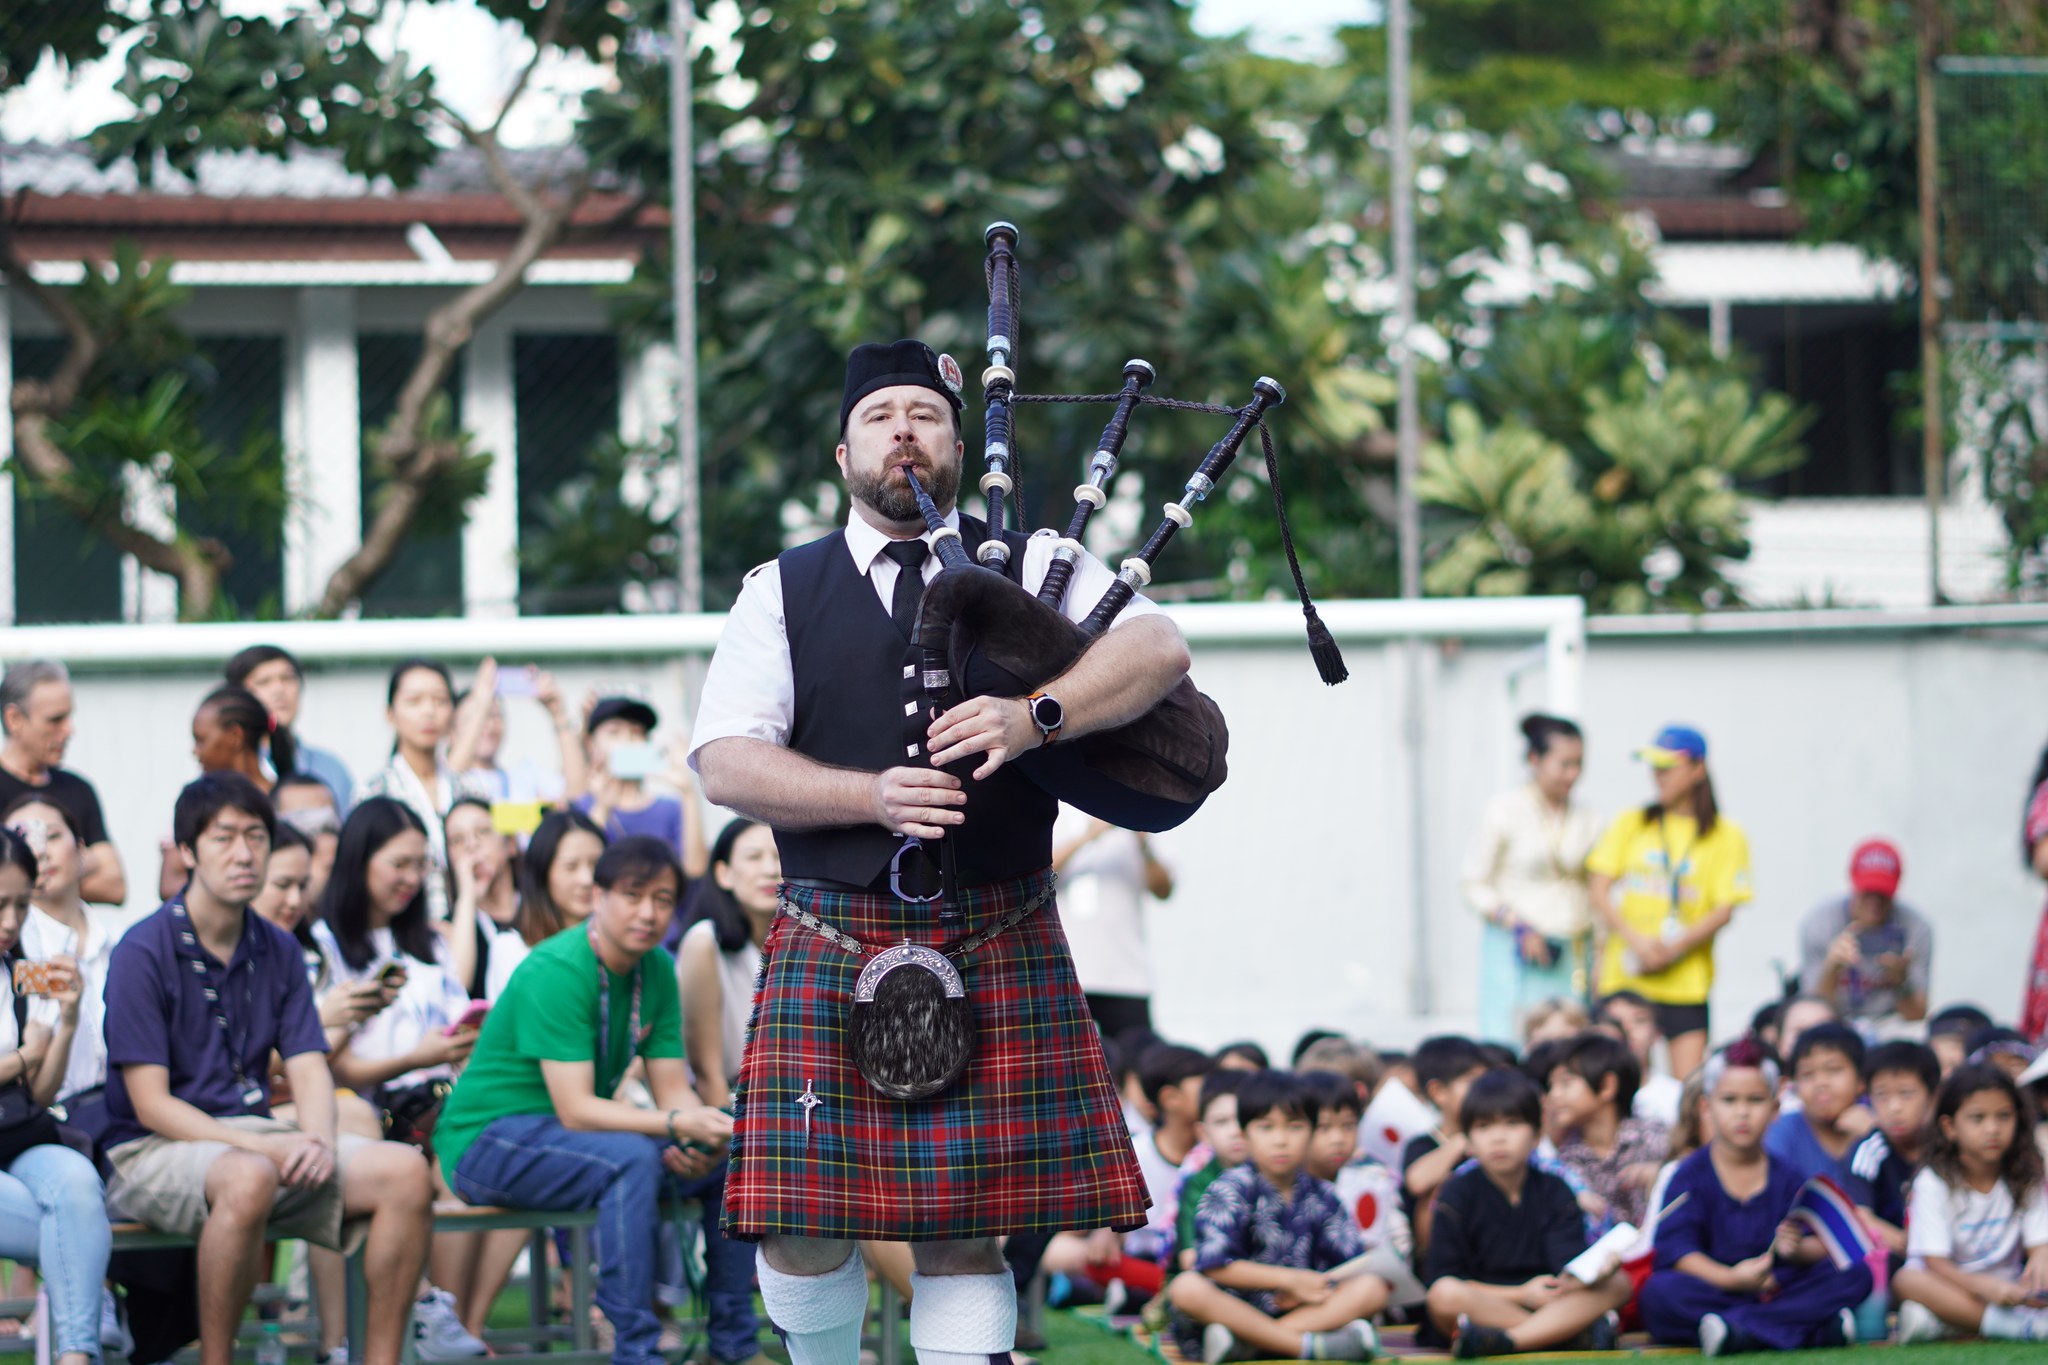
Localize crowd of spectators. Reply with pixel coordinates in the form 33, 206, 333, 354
3, 661, 2047, 1365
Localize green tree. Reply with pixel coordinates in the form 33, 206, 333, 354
0, 0, 603, 618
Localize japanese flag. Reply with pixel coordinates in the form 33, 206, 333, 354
1359, 1076, 1437, 1169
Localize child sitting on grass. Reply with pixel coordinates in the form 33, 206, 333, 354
1173, 1070, 1390, 1362
1547, 1032, 1669, 1228
1638, 1040, 1872, 1355
1894, 1063, 2048, 1342
1422, 1070, 1630, 1358
1176, 1072, 1250, 1270
1401, 1036, 1492, 1254
1849, 1040, 1939, 1261
1765, 1021, 1875, 1192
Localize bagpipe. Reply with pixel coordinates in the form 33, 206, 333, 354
903, 221, 1349, 833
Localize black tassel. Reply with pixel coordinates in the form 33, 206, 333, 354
1259, 423, 1349, 686
1303, 603, 1350, 686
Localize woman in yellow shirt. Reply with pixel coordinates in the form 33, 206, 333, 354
1587, 724, 1752, 1079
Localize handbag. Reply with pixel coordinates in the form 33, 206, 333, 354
377, 1077, 453, 1151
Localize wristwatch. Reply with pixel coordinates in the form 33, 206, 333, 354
1026, 691, 1064, 747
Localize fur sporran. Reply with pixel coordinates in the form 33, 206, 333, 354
845, 943, 975, 1100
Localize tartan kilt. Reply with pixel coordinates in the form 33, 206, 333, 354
723, 868, 1150, 1242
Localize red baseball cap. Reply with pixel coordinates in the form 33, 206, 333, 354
1848, 838, 1903, 896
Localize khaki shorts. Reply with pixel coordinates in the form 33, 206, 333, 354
107, 1115, 377, 1254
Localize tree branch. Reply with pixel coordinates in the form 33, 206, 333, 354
486, 0, 568, 141
315, 167, 594, 617
0, 209, 226, 618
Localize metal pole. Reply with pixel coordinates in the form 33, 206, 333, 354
1390, 0, 1420, 604
1388, 0, 1432, 1018
669, 0, 703, 614
1916, 0, 1944, 607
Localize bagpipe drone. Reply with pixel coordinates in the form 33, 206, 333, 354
904, 221, 1350, 834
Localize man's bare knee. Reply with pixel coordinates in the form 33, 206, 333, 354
205, 1150, 279, 1220
762, 1234, 857, 1276
1425, 1277, 1466, 1316
911, 1238, 1004, 1277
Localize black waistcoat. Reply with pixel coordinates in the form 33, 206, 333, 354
777, 514, 1055, 889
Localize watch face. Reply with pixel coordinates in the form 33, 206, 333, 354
1031, 695, 1063, 729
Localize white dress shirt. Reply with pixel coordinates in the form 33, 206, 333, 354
690, 508, 1165, 765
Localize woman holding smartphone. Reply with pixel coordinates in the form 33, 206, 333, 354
311, 799, 492, 1358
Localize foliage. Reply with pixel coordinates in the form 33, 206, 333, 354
519, 435, 678, 614
1954, 339, 2048, 595
1420, 309, 1809, 612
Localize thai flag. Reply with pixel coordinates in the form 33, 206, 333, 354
1786, 1176, 1887, 1289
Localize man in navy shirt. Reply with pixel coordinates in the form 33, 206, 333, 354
103, 774, 434, 1365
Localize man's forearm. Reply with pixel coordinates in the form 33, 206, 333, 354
1045, 615, 1190, 740
285, 1056, 338, 1146
697, 738, 879, 831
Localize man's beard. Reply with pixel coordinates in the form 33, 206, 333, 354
849, 448, 960, 524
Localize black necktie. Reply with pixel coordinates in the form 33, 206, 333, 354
883, 539, 930, 641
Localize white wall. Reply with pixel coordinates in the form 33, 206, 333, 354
20, 605, 2048, 1064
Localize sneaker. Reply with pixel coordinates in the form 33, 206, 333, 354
1202, 1323, 1238, 1365
1307, 1319, 1376, 1361
1587, 1312, 1619, 1352
1698, 1313, 1729, 1358
1452, 1317, 1515, 1359
315, 1348, 351, 1365
412, 1288, 488, 1359
1103, 1278, 1129, 1318
1817, 1307, 1856, 1348
100, 1288, 134, 1356
1897, 1300, 1947, 1344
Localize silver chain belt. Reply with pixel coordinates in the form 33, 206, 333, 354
778, 875, 1058, 966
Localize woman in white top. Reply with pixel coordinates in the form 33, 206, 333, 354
676, 819, 780, 1107
1050, 805, 1174, 1040
312, 798, 492, 1354
0, 826, 105, 1365
1459, 713, 1601, 1044
2, 797, 115, 1131
358, 659, 494, 925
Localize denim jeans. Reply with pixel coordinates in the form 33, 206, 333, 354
451, 1114, 759, 1365
0, 1144, 110, 1359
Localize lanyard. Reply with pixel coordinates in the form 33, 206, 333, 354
588, 922, 643, 1096
1654, 812, 1696, 932
170, 899, 265, 1107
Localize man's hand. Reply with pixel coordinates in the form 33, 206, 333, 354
925, 697, 1040, 780
1826, 930, 1862, 972
1517, 1275, 1564, 1309
662, 1143, 718, 1179
871, 767, 966, 839
672, 1106, 734, 1149
260, 1131, 334, 1189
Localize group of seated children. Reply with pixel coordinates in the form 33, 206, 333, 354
1128, 984, 2048, 1360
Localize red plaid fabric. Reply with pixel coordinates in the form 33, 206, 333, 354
723, 869, 1150, 1241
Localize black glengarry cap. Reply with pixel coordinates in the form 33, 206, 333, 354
840, 338, 965, 431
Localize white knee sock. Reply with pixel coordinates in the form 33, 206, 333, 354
758, 1248, 869, 1365
909, 1271, 1017, 1365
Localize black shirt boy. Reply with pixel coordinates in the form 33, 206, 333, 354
1421, 1162, 1587, 1287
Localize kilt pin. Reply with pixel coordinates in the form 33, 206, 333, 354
722, 868, 1151, 1242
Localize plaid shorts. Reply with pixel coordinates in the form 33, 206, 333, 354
723, 869, 1150, 1242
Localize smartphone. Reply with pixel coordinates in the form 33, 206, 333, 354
495, 667, 538, 699
491, 801, 546, 837
377, 962, 409, 988
609, 741, 660, 781
11, 961, 57, 997
444, 1000, 491, 1036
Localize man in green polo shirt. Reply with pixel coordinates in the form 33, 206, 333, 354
438, 836, 758, 1365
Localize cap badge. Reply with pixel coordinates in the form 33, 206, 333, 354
936, 352, 964, 396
